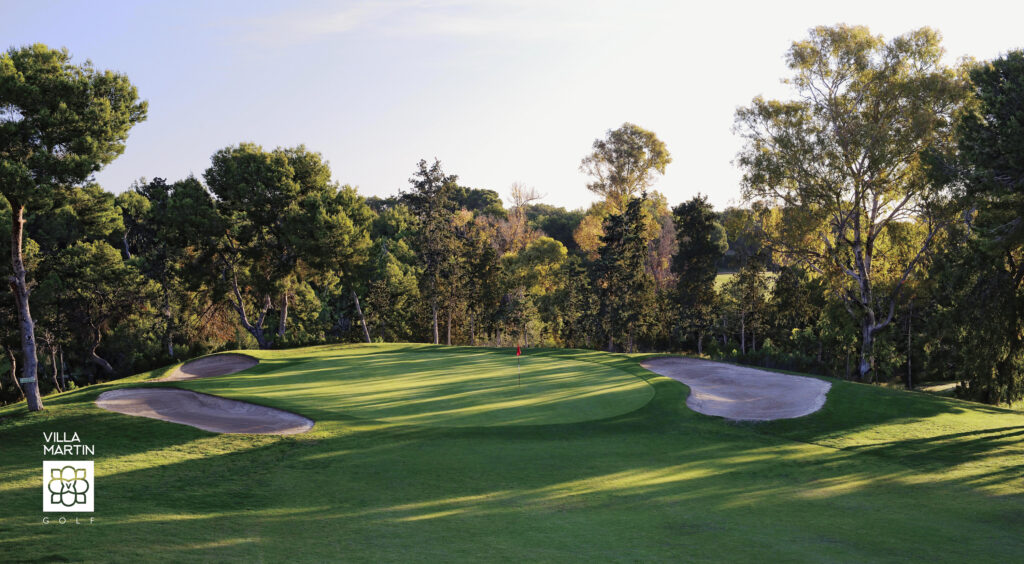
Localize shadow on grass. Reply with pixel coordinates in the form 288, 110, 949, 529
4, 345, 1024, 562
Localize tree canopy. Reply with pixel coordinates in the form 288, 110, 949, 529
735, 24, 970, 381
0, 44, 147, 410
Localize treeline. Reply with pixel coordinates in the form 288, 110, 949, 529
2, 27, 1022, 410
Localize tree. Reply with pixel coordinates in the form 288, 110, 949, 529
365, 204, 420, 341
503, 236, 568, 346
451, 185, 506, 218
30, 182, 130, 388
767, 265, 826, 357
957, 50, 1024, 245
0, 44, 147, 410
39, 241, 158, 377
498, 183, 544, 253
735, 25, 969, 381
580, 123, 671, 214
402, 159, 462, 344
594, 195, 655, 352
721, 260, 770, 354
119, 177, 220, 358
672, 195, 728, 353
522, 204, 584, 252
204, 144, 368, 348
554, 256, 598, 348
462, 223, 501, 346
933, 50, 1024, 403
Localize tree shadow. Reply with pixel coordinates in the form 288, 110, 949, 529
4, 347, 1024, 561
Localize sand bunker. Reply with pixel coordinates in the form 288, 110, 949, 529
96, 354, 313, 435
158, 353, 258, 382
641, 357, 830, 421
96, 388, 313, 434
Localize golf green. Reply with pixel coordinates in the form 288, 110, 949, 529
174, 345, 655, 427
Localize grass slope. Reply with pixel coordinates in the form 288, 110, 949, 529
1, 344, 1022, 563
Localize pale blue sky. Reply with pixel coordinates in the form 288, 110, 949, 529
3, 0, 1022, 210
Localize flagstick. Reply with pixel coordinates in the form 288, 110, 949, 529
517, 354, 521, 387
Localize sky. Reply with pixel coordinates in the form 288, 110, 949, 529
2, 0, 1023, 211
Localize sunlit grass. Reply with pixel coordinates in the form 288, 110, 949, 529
2, 343, 1023, 562
173, 345, 652, 427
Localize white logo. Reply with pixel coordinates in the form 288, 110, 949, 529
43, 461, 94, 512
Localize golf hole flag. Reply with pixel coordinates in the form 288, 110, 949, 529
516, 345, 521, 386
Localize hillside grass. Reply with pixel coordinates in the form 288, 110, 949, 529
2, 344, 1023, 562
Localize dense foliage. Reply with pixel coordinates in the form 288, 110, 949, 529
2, 33, 1023, 407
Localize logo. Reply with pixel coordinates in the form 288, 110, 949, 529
43, 461, 94, 512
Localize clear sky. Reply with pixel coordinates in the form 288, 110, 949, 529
2, 0, 1022, 210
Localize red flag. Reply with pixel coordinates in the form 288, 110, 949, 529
516, 346, 521, 356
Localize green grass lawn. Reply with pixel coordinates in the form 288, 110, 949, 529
2, 343, 1023, 562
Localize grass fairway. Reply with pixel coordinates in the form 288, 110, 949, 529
2, 344, 1024, 562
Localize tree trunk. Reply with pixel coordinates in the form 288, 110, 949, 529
224, 267, 272, 349
162, 285, 175, 358
49, 343, 62, 393
59, 346, 67, 391
607, 334, 614, 353
740, 314, 746, 354
446, 309, 452, 346
351, 290, 371, 343
431, 298, 439, 345
278, 292, 289, 340
90, 325, 115, 376
9, 202, 42, 411
6, 346, 23, 400
251, 296, 273, 349
906, 302, 913, 390
859, 320, 874, 382
470, 313, 476, 346
697, 332, 703, 355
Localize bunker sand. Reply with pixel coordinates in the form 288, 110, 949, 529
96, 354, 313, 435
642, 357, 830, 421
158, 353, 258, 382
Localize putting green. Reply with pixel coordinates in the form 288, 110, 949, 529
177, 345, 655, 427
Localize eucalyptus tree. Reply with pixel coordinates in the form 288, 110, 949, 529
580, 123, 671, 213
0, 44, 146, 410
735, 25, 969, 381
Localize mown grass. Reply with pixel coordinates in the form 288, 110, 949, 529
174, 344, 654, 427
1, 344, 1023, 562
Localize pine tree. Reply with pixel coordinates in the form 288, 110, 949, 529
595, 195, 655, 352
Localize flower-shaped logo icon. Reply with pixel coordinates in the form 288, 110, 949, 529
47, 465, 90, 507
